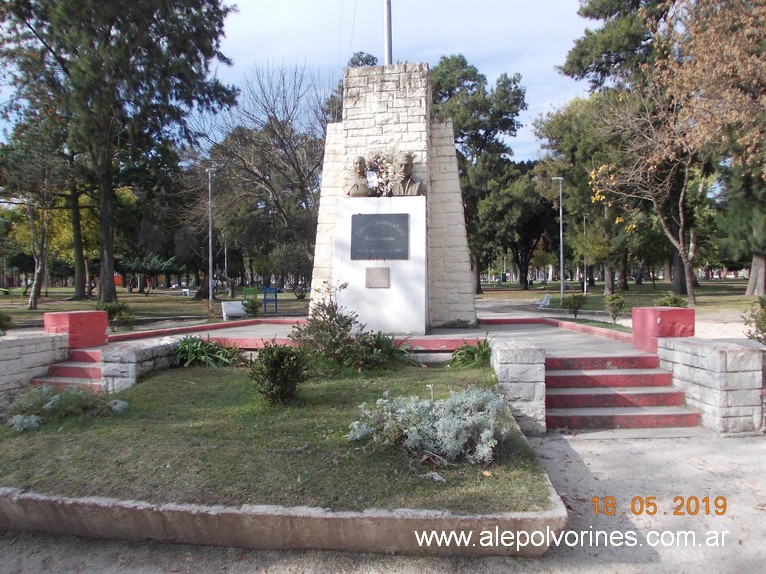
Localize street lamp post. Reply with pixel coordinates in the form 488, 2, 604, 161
207, 168, 216, 308
552, 177, 564, 302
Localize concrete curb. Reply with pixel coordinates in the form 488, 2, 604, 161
0, 481, 567, 557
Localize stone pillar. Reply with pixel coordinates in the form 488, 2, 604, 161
632, 307, 694, 353
44, 311, 108, 349
490, 337, 546, 435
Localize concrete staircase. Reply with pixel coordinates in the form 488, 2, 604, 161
31, 348, 104, 393
545, 354, 701, 430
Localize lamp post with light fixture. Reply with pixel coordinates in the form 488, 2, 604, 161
207, 168, 216, 307
552, 177, 564, 302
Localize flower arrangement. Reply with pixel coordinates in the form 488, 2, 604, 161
366, 149, 404, 197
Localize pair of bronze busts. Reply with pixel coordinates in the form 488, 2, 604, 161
345, 153, 422, 198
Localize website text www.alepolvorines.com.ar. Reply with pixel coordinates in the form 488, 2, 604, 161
414, 526, 730, 552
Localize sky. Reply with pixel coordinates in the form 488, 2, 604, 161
217, 0, 594, 161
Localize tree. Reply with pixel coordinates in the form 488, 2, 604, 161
588, 86, 702, 304
0, 0, 237, 303
478, 168, 557, 290
560, 0, 669, 89
0, 120, 67, 309
202, 64, 327, 269
652, 0, 766, 295
431, 55, 527, 293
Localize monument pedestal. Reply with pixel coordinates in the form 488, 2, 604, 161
334, 197, 427, 335
310, 63, 475, 334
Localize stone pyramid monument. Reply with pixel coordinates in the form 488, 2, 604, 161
310, 63, 475, 335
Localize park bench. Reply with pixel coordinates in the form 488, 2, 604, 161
221, 301, 247, 321
533, 293, 551, 310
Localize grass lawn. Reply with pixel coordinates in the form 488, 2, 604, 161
0, 287, 310, 329
478, 279, 755, 315
0, 364, 551, 515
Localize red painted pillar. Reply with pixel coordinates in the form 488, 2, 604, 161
44, 311, 108, 349
632, 307, 695, 353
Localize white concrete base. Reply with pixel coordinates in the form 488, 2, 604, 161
334, 196, 427, 335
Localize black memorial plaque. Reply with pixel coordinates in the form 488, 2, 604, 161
350, 214, 409, 260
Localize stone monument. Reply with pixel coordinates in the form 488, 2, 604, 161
310, 63, 475, 335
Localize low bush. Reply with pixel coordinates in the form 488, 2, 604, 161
603, 294, 626, 324
371, 332, 418, 367
242, 298, 262, 318
249, 342, 307, 404
561, 294, 587, 318
450, 338, 492, 368
348, 387, 514, 465
744, 296, 766, 344
173, 335, 242, 367
4, 385, 128, 431
290, 282, 372, 370
99, 302, 134, 331
654, 293, 688, 308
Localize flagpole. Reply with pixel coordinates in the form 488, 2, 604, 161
383, 0, 392, 65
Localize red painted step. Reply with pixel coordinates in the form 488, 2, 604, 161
546, 406, 700, 430
546, 387, 686, 409
545, 355, 658, 370
546, 369, 672, 389
49, 361, 103, 379
69, 349, 102, 363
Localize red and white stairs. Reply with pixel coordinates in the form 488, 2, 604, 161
31, 348, 104, 393
545, 354, 700, 430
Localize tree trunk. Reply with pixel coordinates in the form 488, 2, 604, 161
68, 184, 88, 299
618, 251, 629, 291
746, 252, 765, 296
473, 254, 483, 294
672, 250, 687, 296
94, 145, 117, 304
664, 260, 672, 283
603, 267, 615, 295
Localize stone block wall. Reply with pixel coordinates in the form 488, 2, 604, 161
342, 63, 431, 181
100, 337, 180, 393
658, 337, 763, 434
490, 337, 546, 435
427, 119, 476, 326
0, 333, 68, 410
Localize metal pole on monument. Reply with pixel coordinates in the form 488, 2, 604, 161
383, 0, 392, 65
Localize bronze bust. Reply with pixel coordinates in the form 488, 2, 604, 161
395, 152, 422, 196
345, 155, 373, 197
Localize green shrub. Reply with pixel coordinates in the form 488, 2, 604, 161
654, 293, 688, 308
290, 282, 372, 370
370, 332, 418, 367
249, 342, 307, 404
561, 294, 587, 318
99, 302, 134, 331
603, 294, 626, 324
242, 298, 262, 318
744, 296, 766, 344
0, 310, 12, 335
348, 387, 514, 465
450, 338, 492, 368
173, 335, 242, 367
293, 284, 307, 300
4, 385, 128, 431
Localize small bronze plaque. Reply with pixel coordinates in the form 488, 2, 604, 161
350, 214, 409, 260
